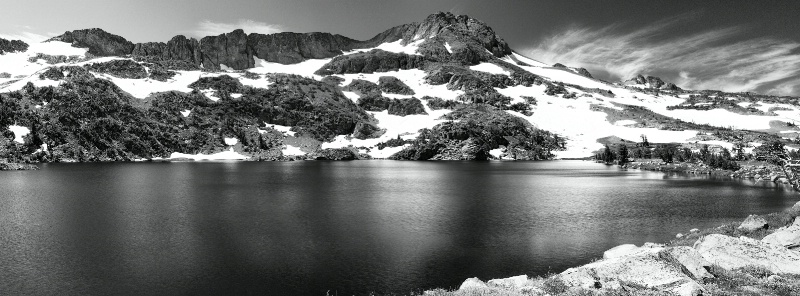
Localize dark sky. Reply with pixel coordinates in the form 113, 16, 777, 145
2, 0, 799, 95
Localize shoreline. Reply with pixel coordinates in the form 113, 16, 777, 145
0, 162, 39, 171
427, 162, 800, 296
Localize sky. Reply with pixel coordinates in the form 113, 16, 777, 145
2, 0, 800, 96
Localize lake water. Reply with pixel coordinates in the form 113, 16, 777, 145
0, 160, 796, 295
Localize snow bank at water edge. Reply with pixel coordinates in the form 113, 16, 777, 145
168, 148, 248, 161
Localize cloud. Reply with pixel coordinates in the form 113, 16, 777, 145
524, 15, 800, 96
0, 31, 50, 43
190, 19, 283, 37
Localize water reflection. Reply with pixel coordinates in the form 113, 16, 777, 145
0, 161, 796, 295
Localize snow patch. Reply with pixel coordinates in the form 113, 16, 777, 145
180, 110, 191, 117
282, 145, 305, 156
250, 56, 332, 77
469, 63, 510, 75
230, 93, 242, 98
224, 137, 238, 146
444, 42, 453, 53
265, 124, 297, 136
201, 89, 221, 101
8, 125, 30, 144
373, 39, 424, 55
342, 91, 360, 102
169, 148, 248, 161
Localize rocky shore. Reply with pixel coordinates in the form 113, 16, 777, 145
427, 201, 800, 295
625, 160, 793, 184
0, 162, 39, 171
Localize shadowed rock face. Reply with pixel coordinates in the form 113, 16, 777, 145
0, 38, 28, 54
132, 35, 201, 65
248, 32, 357, 64
47, 28, 134, 56
200, 29, 253, 70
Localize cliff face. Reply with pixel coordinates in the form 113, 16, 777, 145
248, 32, 357, 64
199, 29, 253, 70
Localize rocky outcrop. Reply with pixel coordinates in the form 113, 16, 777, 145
575, 67, 593, 78
313, 148, 357, 160
623, 74, 682, 90
401, 12, 512, 59
199, 29, 253, 70
694, 233, 800, 274
313, 49, 426, 75
132, 35, 201, 65
84, 59, 148, 79
0, 38, 28, 54
377, 76, 414, 95
47, 28, 134, 56
248, 32, 357, 64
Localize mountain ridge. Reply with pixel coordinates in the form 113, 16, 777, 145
2, 11, 800, 163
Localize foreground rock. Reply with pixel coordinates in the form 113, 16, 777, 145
560, 244, 704, 296
694, 233, 800, 274
762, 218, 800, 248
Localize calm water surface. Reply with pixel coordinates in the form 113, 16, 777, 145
0, 160, 796, 295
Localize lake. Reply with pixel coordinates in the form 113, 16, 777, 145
0, 160, 796, 295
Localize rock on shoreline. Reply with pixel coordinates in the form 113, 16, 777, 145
0, 163, 39, 171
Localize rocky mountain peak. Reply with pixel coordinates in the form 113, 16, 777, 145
47, 28, 134, 56
403, 12, 512, 58
623, 74, 680, 91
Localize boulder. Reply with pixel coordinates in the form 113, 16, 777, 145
487, 275, 528, 289
560, 250, 704, 296
603, 244, 640, 259
47, 28, 134, 56
738, 214, 768, 232
603, 243, 663, 259
694, 234, 800, 274
458, 277, 487, 290
663, 246, 714, 280
762, 218, 800, 248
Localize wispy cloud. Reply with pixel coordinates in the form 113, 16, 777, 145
524, 15, 800, 96
0, 31, 50, 43
190, 19, 283, 37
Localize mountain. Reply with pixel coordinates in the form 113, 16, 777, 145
1, 12, 798, 163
